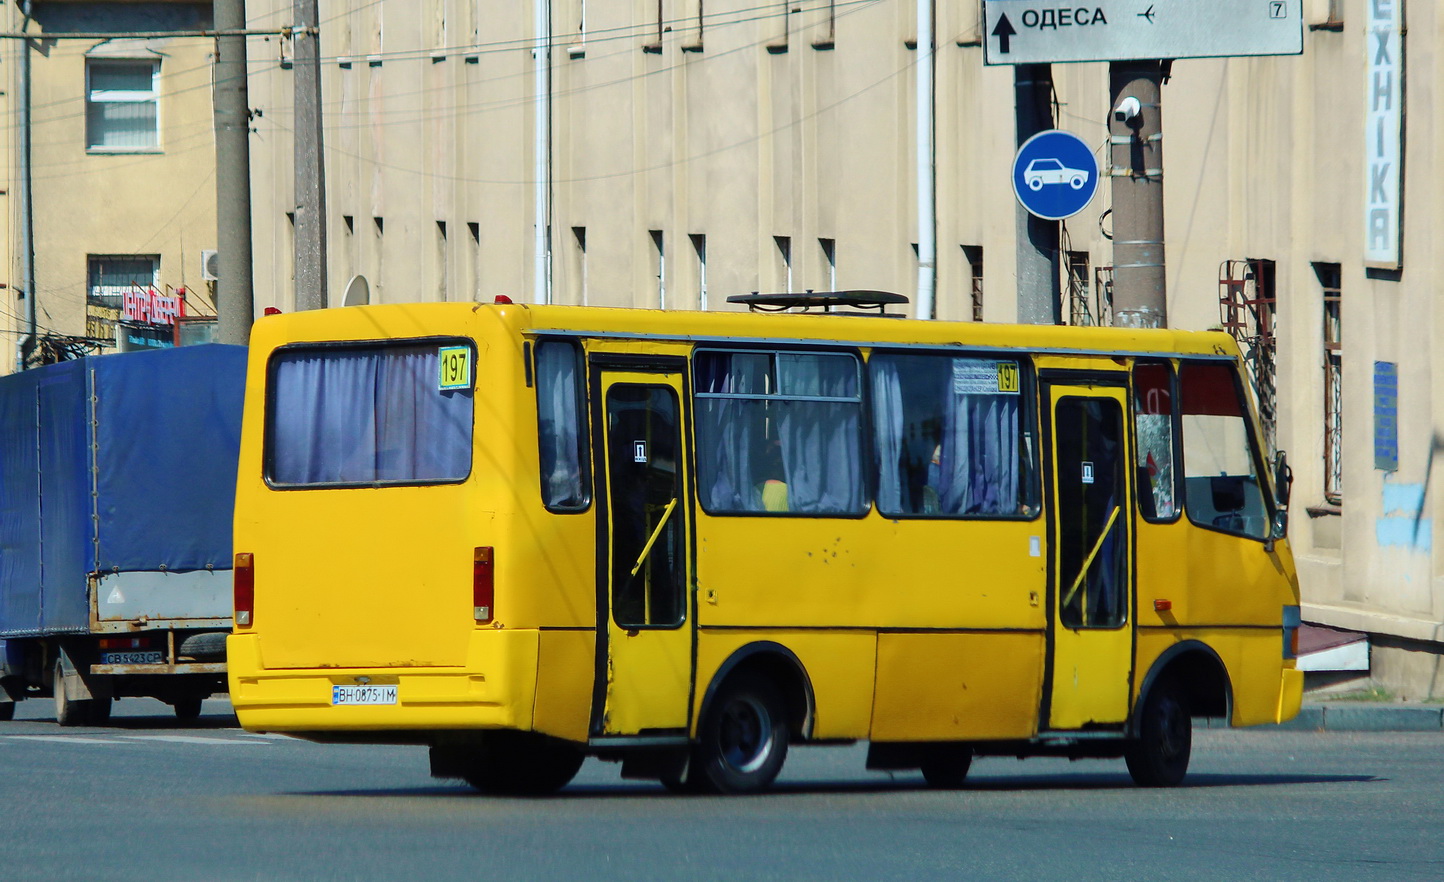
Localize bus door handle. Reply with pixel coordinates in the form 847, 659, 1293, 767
629, 498, 679, 577
1060, 505, 1121, 622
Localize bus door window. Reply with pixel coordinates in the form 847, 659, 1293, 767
1054, 397, 1127, 629
1179, 362, 1270, 540
870, 354, 1035, 517
1132, 360, 1179, 521
605, 385, 683, 627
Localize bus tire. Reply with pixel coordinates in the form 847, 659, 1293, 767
460, 732, 585, 796
1125, 678, 1192, 787
919, 748, 973, 789
693, 672, 789, 795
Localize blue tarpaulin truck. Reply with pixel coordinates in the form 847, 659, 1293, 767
0, 345, 245, 724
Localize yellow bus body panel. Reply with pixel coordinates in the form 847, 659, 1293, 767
694, 630, 878, 740
870, 632, 1045, 741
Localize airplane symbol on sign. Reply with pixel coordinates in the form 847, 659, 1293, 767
1138, 4, 1156, 22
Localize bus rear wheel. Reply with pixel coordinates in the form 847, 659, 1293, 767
692, 673, 789, 795
1125, 679, 1192, 787
459, 732, 585, 796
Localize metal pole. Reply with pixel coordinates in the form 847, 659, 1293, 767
914, 0, 936, 320
293, 0, 327, 310
1109, 60, 1166, 329
214, 0, 255, 344
15, 1, 35, 369
1014, 63, 1060, 325
532, 0, 551, 305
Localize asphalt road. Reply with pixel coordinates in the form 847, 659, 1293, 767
1, 697, 1441, 881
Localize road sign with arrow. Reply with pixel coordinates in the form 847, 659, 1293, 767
981, 1, 1303, 66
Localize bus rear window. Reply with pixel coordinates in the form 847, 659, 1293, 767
267, 342, 473, 487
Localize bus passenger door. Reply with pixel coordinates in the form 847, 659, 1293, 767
593, 367, 693, 737
1044, 383, 1134, 730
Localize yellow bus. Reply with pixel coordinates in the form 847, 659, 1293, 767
228, 293, 1303, 795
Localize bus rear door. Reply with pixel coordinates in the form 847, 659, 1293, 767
591, 363, 694, 737
1044, 381, 1135, 730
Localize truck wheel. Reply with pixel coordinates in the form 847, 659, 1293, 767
88, 696, 112, 726
54, 660, 89, 728
174, 697, 204, 721
0, 702, 14, 722
919, 747, 973, 789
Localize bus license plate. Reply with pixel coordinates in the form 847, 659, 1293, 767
331, 685, 398, 706
101, 651, 164, 665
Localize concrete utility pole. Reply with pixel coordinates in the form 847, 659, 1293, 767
213, 0, 255, 345
293, 0, 327, 310
1014, 63, 1060, 325
1108, 60, 1166, 328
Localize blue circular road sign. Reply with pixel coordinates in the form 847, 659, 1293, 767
1012, 130, 1099, 221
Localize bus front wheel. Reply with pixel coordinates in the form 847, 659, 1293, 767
1125, 678, 1192, 787
692, 672, 789, 794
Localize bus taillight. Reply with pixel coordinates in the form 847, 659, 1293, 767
234, 553, 255, 627
474, 547, 494, 624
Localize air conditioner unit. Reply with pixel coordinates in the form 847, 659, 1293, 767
200, 250, 220, 281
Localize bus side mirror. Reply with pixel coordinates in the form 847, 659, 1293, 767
1269, 451, 1293, 544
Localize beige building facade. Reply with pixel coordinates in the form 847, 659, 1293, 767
1, 1, 220, 371
39, 0, 1423, 699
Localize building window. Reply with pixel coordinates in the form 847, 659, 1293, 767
962, 245, 983, 321
1219, 258, 1277, 452
1317, 262, 1343, 504
650, 230, 665, 309
1066, 251, 1098, 326
774, 236, 792, 292
86, 59, 160, 151
819, 238, 837, 291
690, 234, 708, 310
87, 254, 159, 339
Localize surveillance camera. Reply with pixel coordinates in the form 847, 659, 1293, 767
1114, 96, 1142, 123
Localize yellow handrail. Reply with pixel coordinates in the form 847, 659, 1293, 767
1060, 505, 1121, 625
630, 498, 679, 578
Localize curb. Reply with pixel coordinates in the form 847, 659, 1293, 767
1261, 703, 1444, 733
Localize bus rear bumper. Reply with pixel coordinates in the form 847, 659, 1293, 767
226, 630, 539, 734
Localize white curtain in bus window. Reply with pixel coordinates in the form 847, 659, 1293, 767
694, 350, 864, 514
1179, 361, 1268, 539
269, 344, 473, 485
535, 342, 587, 508
870, 354, 1023, 516
1132, 360, 1177, 520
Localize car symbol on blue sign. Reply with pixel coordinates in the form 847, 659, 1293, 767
1012, 129, 1099, 221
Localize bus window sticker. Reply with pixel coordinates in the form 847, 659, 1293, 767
438, 345, 472, 391
952, 359, 1021, 395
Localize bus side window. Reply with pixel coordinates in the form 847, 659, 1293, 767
536, 341, 590, 511
1132, 360, 1179, 521
1178, 361, 1270, 540
870, 353, 1032, 518
694, 349, 866, 516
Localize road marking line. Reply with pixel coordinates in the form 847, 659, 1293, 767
5, 735, 130, 745
115, 734, 268, 746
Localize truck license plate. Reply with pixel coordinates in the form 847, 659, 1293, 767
331, 685, 398, 706
101, 651, 164, 665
